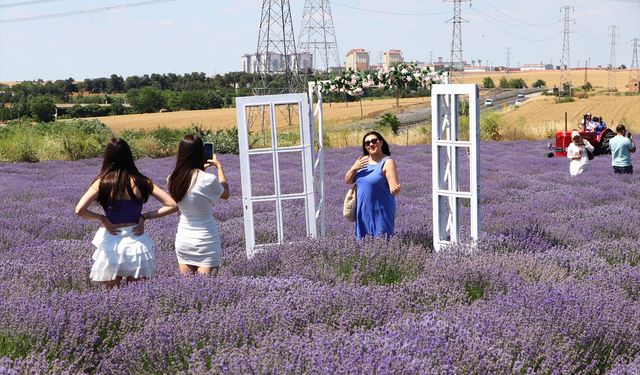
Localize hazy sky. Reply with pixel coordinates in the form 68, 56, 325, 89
1, 0, 639, 81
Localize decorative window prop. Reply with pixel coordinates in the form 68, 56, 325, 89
431, 84, 480, 251
236, 92, 325, 258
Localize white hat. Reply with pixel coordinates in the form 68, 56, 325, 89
571, 130, 581, 139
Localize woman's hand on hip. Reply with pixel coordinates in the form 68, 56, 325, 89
99, 216, 119, 235
133, 216, 145, 236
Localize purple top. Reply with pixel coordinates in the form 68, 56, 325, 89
105, 199, 143, 224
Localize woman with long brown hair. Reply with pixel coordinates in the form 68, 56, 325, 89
75, 138, 177, 288
167, 135, 229, 276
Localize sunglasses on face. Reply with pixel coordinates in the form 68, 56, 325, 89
364, 138, 380, 147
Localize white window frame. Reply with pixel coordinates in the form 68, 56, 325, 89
236, 92, 323, 258
431, 84, 480, 252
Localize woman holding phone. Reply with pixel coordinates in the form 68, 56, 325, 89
75, 138, 177, 288
167, 135, 230, 276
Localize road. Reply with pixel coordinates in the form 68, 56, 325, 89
345, 87, 546, 131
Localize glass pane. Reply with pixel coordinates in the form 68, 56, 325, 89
278, 151, 304, 195
253, 201, 278, 246
245, 104, 273, 149
249, 153, 275, 197
273, 103, 302, 147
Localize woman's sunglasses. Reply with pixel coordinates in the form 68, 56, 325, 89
364, 138, 380, 147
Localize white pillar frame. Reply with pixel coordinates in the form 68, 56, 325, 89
236, 92, 323, 258
431, 84, 480, 252
308, 81, 328, 237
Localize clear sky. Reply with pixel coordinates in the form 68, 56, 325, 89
0, 0, 639, 81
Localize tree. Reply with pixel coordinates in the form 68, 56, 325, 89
127, 87, 166, 113
499, 77, 510, 89
482, 77, 495, 89
29, 96, 57, 122
582, 82, 593, 91
532, 79, 546, 88
620, 64, 627, 69
108, 74, 125, 93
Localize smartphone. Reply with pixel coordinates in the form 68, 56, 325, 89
627, 132, 632, 139
204, 142, 214, 160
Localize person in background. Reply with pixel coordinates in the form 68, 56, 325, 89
167, 135, 230, 276
594, 117, 607, 137
344, 131, 400, 240
566, 130, 594, 176
609, 124, 636, 174
75, 138, 177, 288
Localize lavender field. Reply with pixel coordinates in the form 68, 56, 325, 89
1, 141, 640, 374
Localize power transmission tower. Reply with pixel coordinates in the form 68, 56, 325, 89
299, 0, 340, 73
630, 37, 639, 82
506, 47, 511, 73
560, 5, 573, 97
607, 25, 619, 92
255, 0, 301, 94
446, 0, 470, 82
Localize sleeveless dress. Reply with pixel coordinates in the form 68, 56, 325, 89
355, 156, 396, 240
174, 170, 224, 267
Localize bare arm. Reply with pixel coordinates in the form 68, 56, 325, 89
345, 156, 368, 184
141, 183, 178, 220
382, 158, 401, 196
207, 155, 230, 200
75, 180, 119, 234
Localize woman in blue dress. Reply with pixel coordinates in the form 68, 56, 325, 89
344, 131, 401, 239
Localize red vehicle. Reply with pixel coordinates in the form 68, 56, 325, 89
550, 114, 616, 157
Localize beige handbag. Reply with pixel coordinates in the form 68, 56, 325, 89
343, 184, 357, 222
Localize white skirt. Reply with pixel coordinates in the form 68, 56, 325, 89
175, 217, 221, 267
90, 226, 155, 282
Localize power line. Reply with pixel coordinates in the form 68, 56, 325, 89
329, 1, 450, 16
0, 0, 63, 8
0, 0, 174, 23
478, 0, 556, 27
608, 25, 619, 91
560, 5, 573, 96
470, 7, 560, 42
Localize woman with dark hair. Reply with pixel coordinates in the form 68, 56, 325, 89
344, 131, 401, 239
167, 135, 229, 276
75, 138, 177, 288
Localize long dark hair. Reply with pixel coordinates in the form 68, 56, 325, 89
93, 138, 153, 210
362, 130, 391, 156
168, 134, 206, 202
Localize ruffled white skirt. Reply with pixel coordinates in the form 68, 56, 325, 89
90, 226, 155, 282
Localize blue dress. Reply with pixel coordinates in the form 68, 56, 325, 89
355, 157, 396, 240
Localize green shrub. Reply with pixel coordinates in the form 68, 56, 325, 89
196, 126, 240, 154
480, 112, 502, 141
376, 112, 400, 135
482, 77, 495, 89
532, 79, 546, 88
28, 96, 56, 122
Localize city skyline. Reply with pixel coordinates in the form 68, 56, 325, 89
0, 0, 639, 81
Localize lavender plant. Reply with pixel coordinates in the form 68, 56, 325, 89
1, 141, 639, 373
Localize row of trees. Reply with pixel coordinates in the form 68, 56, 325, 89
482, 76, 541, 89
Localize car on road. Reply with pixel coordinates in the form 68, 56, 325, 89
514, 98, 523, 106
484, 98, 494, 106
517, 93, 525, 99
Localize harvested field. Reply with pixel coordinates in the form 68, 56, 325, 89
460, 69, 633, 92
499, 95, 640, 140
94, 97, 428, 133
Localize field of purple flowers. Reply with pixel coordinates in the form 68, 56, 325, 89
1, 141, 640, 374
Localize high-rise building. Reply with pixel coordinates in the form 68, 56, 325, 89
383, 49, 403, 69
241, 52, 313, 74
345, 48, 370, 72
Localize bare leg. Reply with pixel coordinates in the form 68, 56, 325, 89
196, 266, 219, 276
178, 263, 198, 275
102, 276, 123, 289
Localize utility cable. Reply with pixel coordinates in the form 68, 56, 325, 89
478, 0, 556, 27
0, 0, 174, 23
329, 1, 450, 16
0, 0, 63, 8
470, 6, 560, 42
